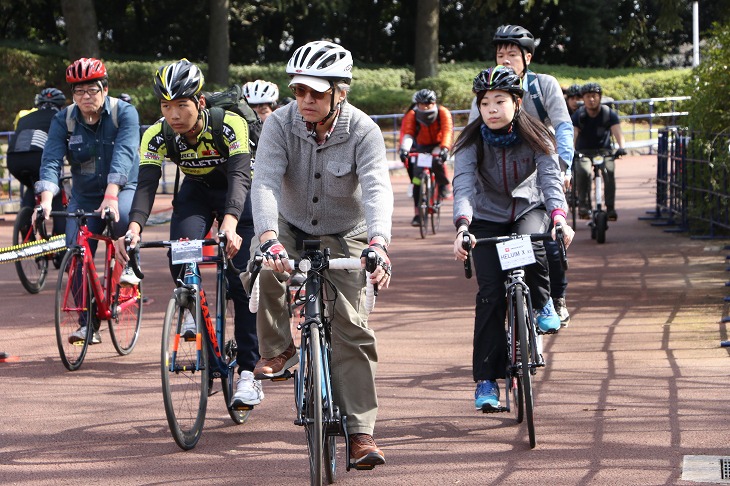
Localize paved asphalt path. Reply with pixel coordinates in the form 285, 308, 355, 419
1, 155, 728, 485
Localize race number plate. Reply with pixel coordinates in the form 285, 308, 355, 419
416, 153, 433, 168
171, 240, 204, 264
496, 236, 536, 271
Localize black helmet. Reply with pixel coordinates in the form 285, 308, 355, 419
473, 65, 524, 97
493, 25, 535, 55
413, 88, 437, 104
566, 84, 582, 97
580, 82, 602, 96
35, 87, 66, 108
119, 93, 133, 104
153, 59, 204, 101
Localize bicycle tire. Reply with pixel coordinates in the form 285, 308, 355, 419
305, 325, 324, 486
161, 298, 209, 450
508, 301, 524, 424
595, 211, 608, 244
14, 205, 49, 294
515, 286, 536, 448
109, 280, 142, 355
323, 339, 337, 484
418, 174, 429, 239
324, 434, 337, 484
221, 295, 251, 425
569, 183, 577, 229
430, 181, 440, 235
55, 249, 90, 371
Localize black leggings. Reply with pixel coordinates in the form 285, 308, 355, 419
470, 208, 551, 382
170, 180, 259, 373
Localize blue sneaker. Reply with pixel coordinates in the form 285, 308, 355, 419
475, 380, 500, 410
535, 298, 561, 333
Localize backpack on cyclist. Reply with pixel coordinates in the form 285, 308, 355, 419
66, 97, 120, 135
161, 84, 262, 164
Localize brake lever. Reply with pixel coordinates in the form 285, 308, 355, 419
462, 232, 473, 279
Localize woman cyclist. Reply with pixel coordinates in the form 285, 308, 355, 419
36, 58, 140, 344
452, 65, 574, 411
114, 59, 262, 408
243, 80, 279, 123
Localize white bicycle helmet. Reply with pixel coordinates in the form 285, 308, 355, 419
243, 80, 279, 104
286, 41, 353, 82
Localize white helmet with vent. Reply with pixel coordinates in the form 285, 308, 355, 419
286, 41, 353, 82
243, 80, 279, 104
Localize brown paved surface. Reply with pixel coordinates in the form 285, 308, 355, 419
0, 155, 728, 485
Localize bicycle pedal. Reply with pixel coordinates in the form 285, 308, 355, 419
352, 464, 376, 471
537, 328, 559, 336
231, 401, 255, 411
480, 404, 509, 414
255, 369, 293, 381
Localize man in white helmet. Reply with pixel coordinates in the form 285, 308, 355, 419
247, 40, 392, 468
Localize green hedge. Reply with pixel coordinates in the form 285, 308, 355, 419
0, 47, 692, 131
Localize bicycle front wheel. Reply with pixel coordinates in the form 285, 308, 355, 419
305, 325, 324, 486
418, 174, 429, 239
595, 211, 608, 244
14, 206, 49, 294
515, 285, 536, 448
55, 249, 90, 371
161, 298, 209, 450
109, 280, 142, 355
430, 180, 440, 235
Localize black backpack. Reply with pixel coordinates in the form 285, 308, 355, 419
162, 84, 262, 164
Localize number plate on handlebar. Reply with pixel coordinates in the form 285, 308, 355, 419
171, 240, 204, 264
496, 236, 535, 271
592, 155, 604, 165
416, 153, 433, 168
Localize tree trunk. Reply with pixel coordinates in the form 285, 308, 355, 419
208, 0, 230, 87
61, 0, 100, 60
414, 0, 439, 81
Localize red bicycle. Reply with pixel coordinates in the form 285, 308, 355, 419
39, 208, 143, 371
407, 151, 442, 239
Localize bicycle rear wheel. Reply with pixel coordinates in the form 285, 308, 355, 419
161, 297, 209, 450
418, 174, 429, 239
305, 325, 324, 486
109, 280, 142, 355
222, 295, 251, 424
14, 206, 49, 294
55, 249, 90, 371
515, 286, 536, 448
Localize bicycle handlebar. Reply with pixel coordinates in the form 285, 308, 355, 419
36, 208, 115, 240
247, 254, 376, 315
462, 226, 569, 277
127, 232, 240, 280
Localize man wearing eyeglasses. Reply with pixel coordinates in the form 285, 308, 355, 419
35, 57, 139, 344
246, 40, 393, 468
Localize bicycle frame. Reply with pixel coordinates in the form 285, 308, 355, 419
62, 212, 130, 323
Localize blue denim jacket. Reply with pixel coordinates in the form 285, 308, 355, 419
37, 96, 139, 201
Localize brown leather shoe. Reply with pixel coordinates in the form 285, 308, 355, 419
253, 342, 298, 379
350, 433, 385, 467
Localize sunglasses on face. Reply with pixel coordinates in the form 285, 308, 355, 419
72, 87, 102, 97
290, 85, 333, 100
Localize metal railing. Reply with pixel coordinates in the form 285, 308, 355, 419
0, 96, 692, 208
647, 127, 730, 238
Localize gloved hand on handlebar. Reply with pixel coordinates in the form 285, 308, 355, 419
439, 147, 450, 164
399, 149, 409, 164
614, 147, 627, 158
260, 238, 291, 273
360, 241, 391, 290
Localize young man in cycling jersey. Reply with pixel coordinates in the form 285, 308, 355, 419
247, 40, 392, 468
8, 88, 67, 237
572, 82, 626, 222
468, 24, 573, 327
399, 88, 453, 227
36, 58, 140, 344
114, 59, 262, 408
243, 80, 279, 122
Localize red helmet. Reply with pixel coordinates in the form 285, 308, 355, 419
66, 58, 107, 84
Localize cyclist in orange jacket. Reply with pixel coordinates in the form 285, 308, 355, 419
399, 89, 453, 227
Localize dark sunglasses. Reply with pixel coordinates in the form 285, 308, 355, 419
290, 85, 332, 100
